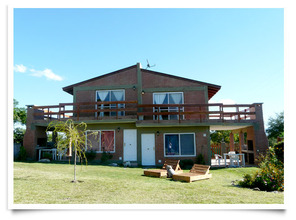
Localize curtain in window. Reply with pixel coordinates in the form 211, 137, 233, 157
97, 91, 110, 117
169, 93, 183, 120
154, 93, 167, 120
111, 90, 124, 116
111, 90, 124, 101
169, 93, 182, 104
101, 131, 115, 152
165, 134, 179, 156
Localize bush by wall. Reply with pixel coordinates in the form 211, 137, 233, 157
179, 159, 194, 169
100, 151, 113, 164
238, 145, 284, 191
196, 154, 205, 165
17, 145, 27, 161
85, 150, 97, 161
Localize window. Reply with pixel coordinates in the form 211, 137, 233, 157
164, 133, 195, 157
96, 90, 125, 117
153, 92, 184, 120
85, 130, 115, 153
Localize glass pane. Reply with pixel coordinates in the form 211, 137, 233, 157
165, 134, 179, 156
169, 93, 182, 104
97, 91, 110, 101
86, 131, 100, 151
101, 131, 115, 152
111, 90, 124, 116
180, 134, 195, 155
154, 93, 168, 104
111, 90, 124, 101
169, 107, 178, 120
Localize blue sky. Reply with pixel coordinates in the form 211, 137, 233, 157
13, 8, 284, 127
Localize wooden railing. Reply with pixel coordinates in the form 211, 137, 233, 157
137, 103, 256, 122
33, 101, 138, 121
32, 102, 257, 122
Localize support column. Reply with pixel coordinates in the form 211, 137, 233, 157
229, 132, 235, 152
239, 131, 244, 154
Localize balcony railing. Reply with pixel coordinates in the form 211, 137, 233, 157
138, 103, 256, 122
31, 101, 257, 123
33, 101, 138, 121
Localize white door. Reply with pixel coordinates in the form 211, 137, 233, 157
141, 134, 155, 166
123, 129, 137, 161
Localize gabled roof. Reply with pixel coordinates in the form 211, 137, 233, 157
141, 68, 221, 100
62, 64, 221, 99
62, 65, 137, 95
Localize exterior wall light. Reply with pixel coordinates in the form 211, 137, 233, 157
117, 127, 120, 132
156, 131, 160, 136
141, 90, 145, 95
133, 86, 136, 91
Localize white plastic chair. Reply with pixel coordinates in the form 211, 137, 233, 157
229, 151, 239, 167
214, 154, 223, 167
57, 148, 67, 160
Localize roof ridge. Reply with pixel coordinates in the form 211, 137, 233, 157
63, 64, 137, 94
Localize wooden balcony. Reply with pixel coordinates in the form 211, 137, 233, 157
30, 101, 258, 125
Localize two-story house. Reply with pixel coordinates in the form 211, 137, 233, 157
23, 63, 268, 166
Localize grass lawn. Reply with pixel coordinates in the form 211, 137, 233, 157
13, 162, 284, 204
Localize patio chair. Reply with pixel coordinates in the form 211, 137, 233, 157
143, 159, 183, 178
214, 154, 223, 167
57, 148, 67, 160
229, 151, 239, 167
172, 164, 212, 183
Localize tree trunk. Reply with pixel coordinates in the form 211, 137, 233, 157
73, 147, 77, 182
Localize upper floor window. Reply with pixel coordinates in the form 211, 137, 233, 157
96, 90, 125, 117
153, 92, 184, 120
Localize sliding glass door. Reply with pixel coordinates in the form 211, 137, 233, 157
96, 90, 125, 117
153, 92, 184, 120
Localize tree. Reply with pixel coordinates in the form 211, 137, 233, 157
14, 127, 26, 144
210, 130, 239, 144
266, 112, 284, 146
13, 99, 26, 125
13, 99, 27, 145
47, 119, 96, 183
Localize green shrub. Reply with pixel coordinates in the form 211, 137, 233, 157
17, 145, 27, 161
238, 145, 284, 191
274, 141, 284, 163
85, 150, 97, 161
196, 154, 205, 165
253, 164, 284, 191
101, 151, 113, 164
238, 174, 254, 188
179, 159, 194, 169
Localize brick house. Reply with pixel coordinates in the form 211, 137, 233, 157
23, 63, 268, 165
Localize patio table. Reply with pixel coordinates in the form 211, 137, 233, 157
223, 153, 245, 167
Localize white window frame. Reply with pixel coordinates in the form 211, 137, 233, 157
153, 92, 184, 120
95, 89, 125, 117
85, 129, 116, 153
163, 133, 196, 157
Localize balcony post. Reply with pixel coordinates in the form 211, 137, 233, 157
229, 132, 235, 152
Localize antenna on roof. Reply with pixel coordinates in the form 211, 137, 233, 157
146, 59, 156, 69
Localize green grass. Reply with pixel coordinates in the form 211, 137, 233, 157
13, 162, 284, 204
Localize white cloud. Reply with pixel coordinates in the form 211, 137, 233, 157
14, 64, 27, 73
29, 68, 63, 81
